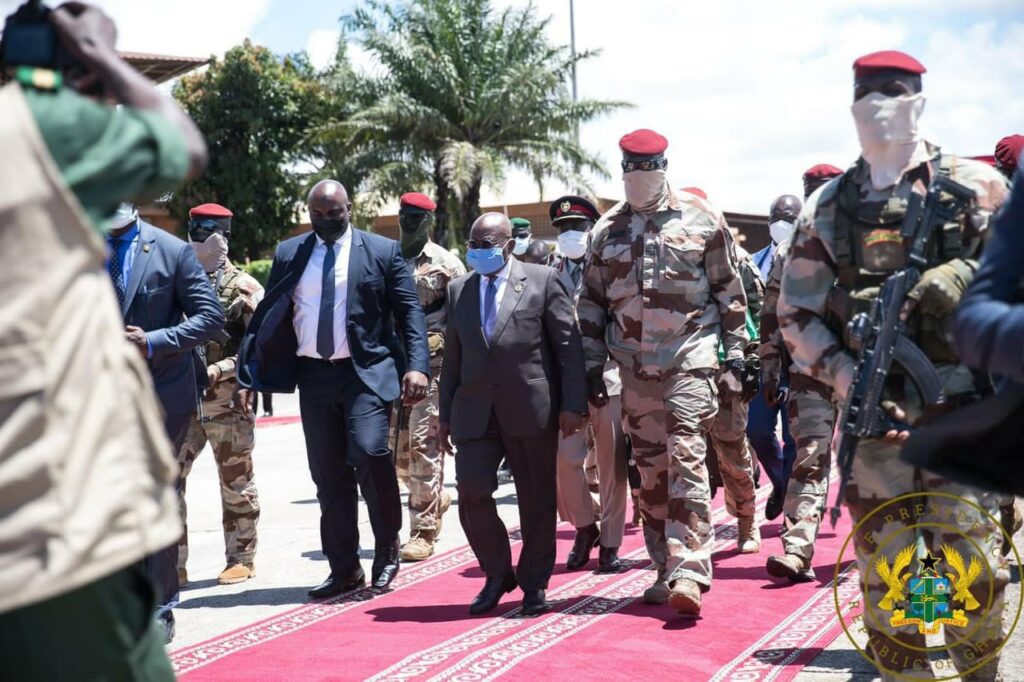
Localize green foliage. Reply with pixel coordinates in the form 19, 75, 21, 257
241, 259, 274, 287
170, 41, 326, 259
318, 0, 630, 246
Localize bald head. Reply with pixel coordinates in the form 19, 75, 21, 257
308, 179, 351, 241
470, 212, 512, 243
769, 195, 802, 224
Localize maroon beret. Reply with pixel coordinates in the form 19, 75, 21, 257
995, 135, 1024, 176
189, 203, 233, 218
802, 164, 844, 181
399, 192, 437, 212
549, 195, 600, 224
680, 186, 707, 200
619, 129, 668, 157
853, 50, 926, 80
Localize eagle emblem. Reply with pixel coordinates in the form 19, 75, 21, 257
875, 544, 980, 635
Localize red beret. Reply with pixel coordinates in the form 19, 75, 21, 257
189, 203, 233, 218
802, 164, 844, 181
681, 186, 707, 200
399, 192, 436, 212
853, 50, 926, 80
619, 129, 668, 157
995, 135, 1024, 175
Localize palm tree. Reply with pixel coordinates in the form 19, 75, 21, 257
317, 0, 628, 246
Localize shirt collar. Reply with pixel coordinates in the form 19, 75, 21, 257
484, 257, 513, 282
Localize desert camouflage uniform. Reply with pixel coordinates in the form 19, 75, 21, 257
779, 147, 1010, 680
760, 244, 836, 563
393, 240, 465, 534
177, 260, 264, 570
578, 192, 748, 590
709, 238, 760, 520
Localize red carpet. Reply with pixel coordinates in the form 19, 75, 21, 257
255, 415, 302, 428
173, 474, 858, 681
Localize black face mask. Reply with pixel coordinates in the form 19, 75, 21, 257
312, 216, 348, 243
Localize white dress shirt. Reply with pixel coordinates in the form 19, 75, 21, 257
478, 257, 512, 334
292, 229, 353, 359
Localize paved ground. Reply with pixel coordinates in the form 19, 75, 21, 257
170, 393, 1023, 680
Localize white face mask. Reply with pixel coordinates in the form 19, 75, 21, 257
623, 169, 669, 215
512, 236, 531, 255
110, 202, 138, 230
191, 232, 229, 273
556, 230, 589, 260
769, 220, 795, 245
851, 92, 928, 190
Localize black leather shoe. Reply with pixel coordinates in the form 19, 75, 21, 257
597, 545, 627, 573
308, 569, 366, 599
566, 523, 600, 570
765, 487, 784, 521
469, 574, 517, 615
157, 614, 175, 644
521, 589, 550, 616
372, 539, 401, 589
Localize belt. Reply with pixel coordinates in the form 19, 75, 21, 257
298, 355, 353, 366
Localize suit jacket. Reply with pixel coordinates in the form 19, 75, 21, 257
122, 220, 224, 416
553, 255, 621, 396
237, 229, 428, 401
439, 258, 587, 440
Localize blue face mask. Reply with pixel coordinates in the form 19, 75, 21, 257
466, 247, 507, 275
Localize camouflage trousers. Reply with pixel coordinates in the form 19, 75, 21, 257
780, 380, 835, 562
846, 366, 1009, 680
393, 359, 445, 533
620, 369, 718, 590
709, 385, 757, 520
177, 407, 260, 569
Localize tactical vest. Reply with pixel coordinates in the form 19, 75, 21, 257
827, 154, 968, 363
205, 266, 247, 365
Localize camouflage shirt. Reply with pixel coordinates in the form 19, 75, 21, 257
206, 260, 264, 394
577, 192, 748, 380
778, 149, 1008, 402
409, 239, 466, 338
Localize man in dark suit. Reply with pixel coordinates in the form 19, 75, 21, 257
107, 202, 224, 641
439, 212, 587, 617
237, 180, 429, 598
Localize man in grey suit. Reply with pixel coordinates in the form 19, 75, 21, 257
439, 212, 587, 617
107, 202, 224, 641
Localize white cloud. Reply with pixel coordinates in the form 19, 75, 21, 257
477, 0, 1024, 213
306, 28, 340, 71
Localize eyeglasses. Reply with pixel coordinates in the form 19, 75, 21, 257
188, 218, 231, 242
466, 237, 509, 250
621, 157, 668, 173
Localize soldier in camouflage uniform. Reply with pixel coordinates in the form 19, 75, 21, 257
393, 192, 466, 561
778, 52, 1010, 679
578, 130, 749, 617
760, 187, 840, 583
178, 203, 263, 585
707, 210, 762, 554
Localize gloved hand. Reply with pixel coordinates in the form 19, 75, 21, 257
740, 356, 761, 403
719, 359, 745, 400
902, 260, 976, 320
587, 374, 609, 408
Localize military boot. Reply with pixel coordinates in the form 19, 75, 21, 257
766, 554, 815, 583
642, 568, 670, 605
668, 578, 702, 616
218, 563, 255, 585
436, 490, 452, 536
400, 530, 436, 562
737, 517, 761, 553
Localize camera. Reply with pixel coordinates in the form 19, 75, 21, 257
0, 0, 81, 70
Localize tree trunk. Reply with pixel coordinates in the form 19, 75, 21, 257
433, 159, 451, 249
458, 174, 483, 245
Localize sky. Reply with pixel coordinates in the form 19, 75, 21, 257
2, 0, 1021, 214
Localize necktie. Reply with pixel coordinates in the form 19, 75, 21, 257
483, 275, 498, 343
317, 242, 337, 359
570, 263, 581, 288
108, 237, 126, 307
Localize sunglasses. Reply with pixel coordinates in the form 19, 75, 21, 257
189, 218, 231, 242
621, 157, 669, 173
466, 237, 510, 250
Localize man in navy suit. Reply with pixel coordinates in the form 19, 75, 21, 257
238, 180, 429, 598
108, 202, 224, 640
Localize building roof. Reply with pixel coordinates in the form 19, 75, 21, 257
120, 52, 210, 84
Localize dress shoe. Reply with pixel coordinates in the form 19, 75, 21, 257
668, 578, 702, 617
308, 569, 366, 599
565, 522, 600, 570
765, 487, 784, 521
521, 589, 550, 616
766, 554, 815, 583
597, 545, 627, 573
156, 615, 175, 644
372, 539, 401, 589
469, 573, 517, 615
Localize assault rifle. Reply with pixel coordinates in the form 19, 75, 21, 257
829, 174, 976, 527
